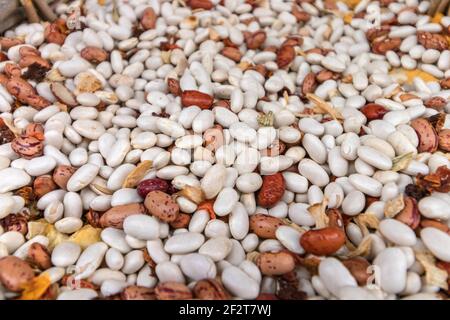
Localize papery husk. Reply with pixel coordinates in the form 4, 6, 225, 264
178, 185, 205, 205
122, 160, 153, 188
26, 220, 49, 240
68, 225, 101, 250
112, 0, 120, 23
306, 93, 344, 121
90, 179, 113, 195
308, 199, 329, 229
2, 118, 20, 137
44, 224, 68, 250
95, 91, 118, 104
416, 251, 449, 290
246, 251, 260, 263
391, 152, 414, 172
354, 213, 379, 236
384, 194, 405, 218
237, 60, 253, 71
209, 28, 220, 41
75, 72, 103, 93
161, 51, 171, 64
19, 273, 52, 300
281, 218, 308, 233
341, 235, 372, 259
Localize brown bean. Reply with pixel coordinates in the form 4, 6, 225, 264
144, 191, 179, 223
0, 256, 34, 292
0, 37, 24, 50
420, 219, 449, 233
33, 175, 57, 198
0, 213, 28, 235
27, 243, 52, 270
155, 282, 192, 300
438, 129, 450, 152
249, 214, 284, 239
169, 213, 191, 229
221, 47, 242, 62
4, 63, 21, 78
140, 7, 157, 30
11, 135, 44, 159
410, 118, 439, 153
18, 55, 51, 69
121, 286, 156, 300
395, 196, 420, 229
276, 45, 296, 68
80, 47, 109, 64
52, 165, 77, 190
193, 279, 230, 300
300, 227, 346, 256
256, 252, 296, 276
341, 257, 371, 286
100, 203, 147, 229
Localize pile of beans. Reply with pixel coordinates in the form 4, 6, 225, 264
0, 0, 449, 300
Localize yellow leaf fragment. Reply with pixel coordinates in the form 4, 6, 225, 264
308, 199, 329, 229
384, 194, 405, 218
389, 68, 438, 85
392, 152, 414, 172
343, 12, 353, 24
44, 224, 68, 250
431, 13, 443, 24
20, 273, 52, 300
178, 185, 205, 204
341, 0, 361, 9
416, 252, 448, 290
122, 160, 153, 188
68, 225, 101, 249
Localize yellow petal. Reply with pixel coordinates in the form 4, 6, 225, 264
389, 68, 438, 85
431, 13, 443, 24
44, 224, 68, 251
68, 225, 102, 249
341, 0, 361, 9
20, 273, 52, 300
343, 12, 353, 24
